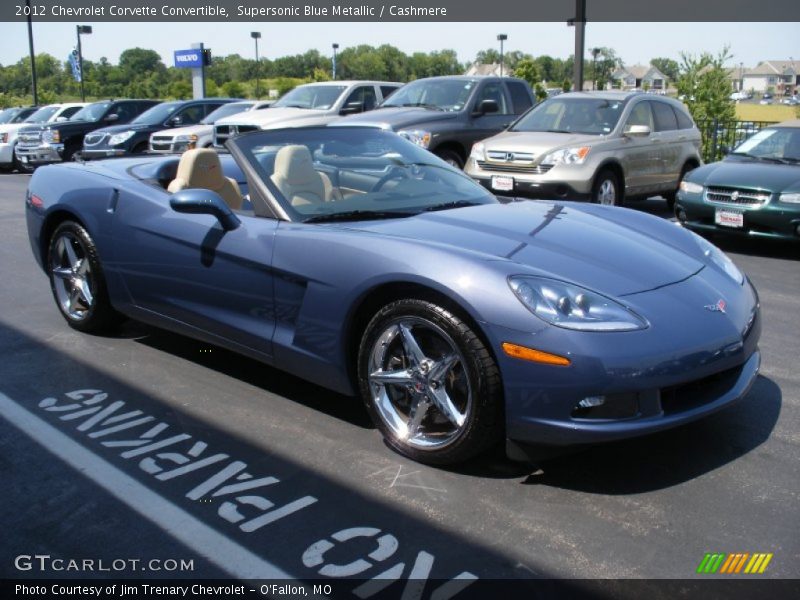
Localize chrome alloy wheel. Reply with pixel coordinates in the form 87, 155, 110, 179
50, 231, 94, 321
367, 317, 472, 450
596, 178, 617, 205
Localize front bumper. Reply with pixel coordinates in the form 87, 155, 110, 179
465, 157, 594, 200
81, 148, 129, 160
15, 143, 63, 165
676, 190, 800, 241
494, 271, 761, 447
0, 142, 14, 165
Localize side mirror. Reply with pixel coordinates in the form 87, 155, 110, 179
339, 101, 363, 115
169, 116, 183, 126
170, 189, 241, 231
624, 124, 651, 137
472, 99, 499, 117
55, 116, 68, 122
105, 113, 119, 123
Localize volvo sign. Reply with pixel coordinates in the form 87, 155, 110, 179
174, 49, 204, 69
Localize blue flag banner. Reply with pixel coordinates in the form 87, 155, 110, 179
68, 49, 82, 83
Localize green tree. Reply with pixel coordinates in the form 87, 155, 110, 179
587, 47, 621, 90
676, 47, 736, 123
513, 58, 541, 89
221, 80, 245, 98
533, 82, 547, 102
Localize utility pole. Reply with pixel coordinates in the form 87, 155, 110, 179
76, 25, 92, 102
251, 32, 261, 99
569, 0, 586, 92
26, 0, 38, 105
497, 34, 507, 77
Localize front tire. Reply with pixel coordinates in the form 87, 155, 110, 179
47, 221, 121, 333
592, 169, 621, 206
435, 149, 464, 170
358, 299, 503, 465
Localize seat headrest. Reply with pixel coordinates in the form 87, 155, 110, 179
274, 145, 317, 185
174, 148, 226, 191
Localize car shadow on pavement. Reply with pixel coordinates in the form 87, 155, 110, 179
710, 235, 800, 261
519, 375, 781, 494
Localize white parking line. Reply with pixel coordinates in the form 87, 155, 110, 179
0, 391, 296, 580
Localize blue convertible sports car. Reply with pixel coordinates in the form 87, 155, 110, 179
25, 126, 761, 465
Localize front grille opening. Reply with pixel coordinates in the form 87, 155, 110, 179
571, 392, 639, 420
660, 364, 742, 416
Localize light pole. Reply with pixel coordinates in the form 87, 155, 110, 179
332, 43, 339, 80
497, 34, 507, 77
251, 31, 261, 99
76, 25, 92, 101
26, 0, 38, 105
739, 61, 743, 92
590, 47, 601, 90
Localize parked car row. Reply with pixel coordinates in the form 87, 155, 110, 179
0, 104, 86, 172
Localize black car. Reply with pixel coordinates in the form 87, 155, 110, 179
81, 98, 240, 159
331, 76, 536, 168
15, 100, 159, 166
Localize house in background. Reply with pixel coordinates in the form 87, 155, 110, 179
610, 64, 669, 92
464, 63, 504, 77
741, 61, 798, 94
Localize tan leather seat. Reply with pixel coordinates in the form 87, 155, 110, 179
270, 145, 340, 207
168, 148, 243, 210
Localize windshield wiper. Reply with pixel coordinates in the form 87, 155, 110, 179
731, 151, 791, 164
304, 210, 415, 223
422, 200, 482, 212
388, 102, 445, 111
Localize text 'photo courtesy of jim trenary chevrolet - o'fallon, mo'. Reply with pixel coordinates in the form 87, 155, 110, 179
0, 1, 799, 599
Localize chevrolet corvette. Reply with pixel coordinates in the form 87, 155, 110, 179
25, 126, 761, 465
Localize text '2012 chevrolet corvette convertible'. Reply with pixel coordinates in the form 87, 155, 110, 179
25, 126, 761, 465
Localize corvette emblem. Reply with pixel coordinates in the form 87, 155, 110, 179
705, 299, 727, 313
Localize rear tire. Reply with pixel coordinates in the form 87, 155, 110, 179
47, 221, 122, 333
665, 163, 695, 210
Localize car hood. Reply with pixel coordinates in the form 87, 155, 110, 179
691, 158, 800, 192
482, 130, 601, 155
218, 107, 332, 128
152, 124, 211, 138
333, 107, 459, 130
350, 201, 704, 297
94, 123, 159, 134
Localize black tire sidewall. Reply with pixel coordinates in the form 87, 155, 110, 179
47, 221, 118, 333
357, 299, 502, 465
435, 149, 464, 170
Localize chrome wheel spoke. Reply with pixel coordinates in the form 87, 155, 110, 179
52, 266, 73, 280
77, 278, 94, 307
68, 287, 82, 313
427, 385, 466, 428
404, 397, 430, 440
62, 237, 79, 269
429, 353, 458, 383
369, 367, 414, 387
399, 322, 427, 367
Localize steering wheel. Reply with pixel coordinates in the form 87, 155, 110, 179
371, 166, 411, 192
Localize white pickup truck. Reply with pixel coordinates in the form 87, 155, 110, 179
213, 81, 401, 146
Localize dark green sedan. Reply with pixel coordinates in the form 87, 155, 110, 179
675, 119, 800, 241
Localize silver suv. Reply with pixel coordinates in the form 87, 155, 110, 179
465, 91, 701, 208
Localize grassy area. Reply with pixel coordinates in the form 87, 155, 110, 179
735, 103, 797, 122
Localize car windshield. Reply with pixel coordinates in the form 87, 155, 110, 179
233, 127, 497, 222
731, 127, 800, 163
70, 102, 111, 122
273, 85, 347, 110
381, 79, 476, 112
3, 107, 36, 124
24, 106, 59, 123
133, 102, 180, 125
201, 102, 253, 124
0, 109, 14, 124
512, 97, 625, 135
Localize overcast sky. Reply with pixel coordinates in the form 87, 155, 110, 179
0, 21, 796, 70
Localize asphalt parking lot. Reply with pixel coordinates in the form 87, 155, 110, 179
1, 171, 798, 591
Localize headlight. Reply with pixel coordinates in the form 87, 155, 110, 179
43, 129, 60, 144
541, 146, 591, 166
779, 192, 800, 204
690, 231, 744, 285
398, 129, 432, 149
470, 142, 485, 161
174, 134, 198, 143
508, 276, 648, 332
679, 180, 704, 194
108, 131, 136, 146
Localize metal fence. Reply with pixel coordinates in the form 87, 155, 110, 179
695, 119, 778, 163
